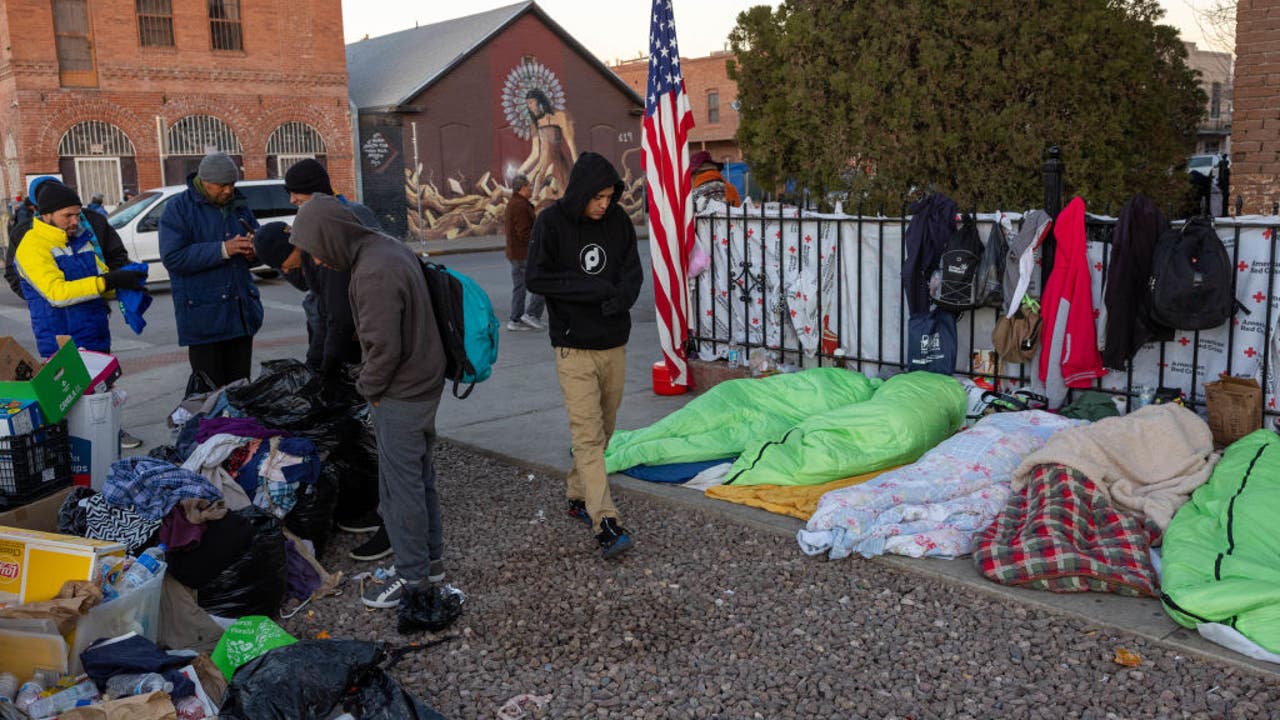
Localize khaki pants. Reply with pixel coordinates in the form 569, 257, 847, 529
554, 346, 626, 532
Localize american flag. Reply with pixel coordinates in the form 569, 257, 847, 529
642, 0, 695, 386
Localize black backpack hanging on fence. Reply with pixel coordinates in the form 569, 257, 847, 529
930, 213, 984, 313
976, 220, 1007, 308
1148, 216, 1233, 331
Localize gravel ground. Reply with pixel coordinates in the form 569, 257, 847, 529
281, 442, 1280, 720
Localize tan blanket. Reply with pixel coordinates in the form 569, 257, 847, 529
1011, 403, 1218, 530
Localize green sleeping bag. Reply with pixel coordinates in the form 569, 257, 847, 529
604, 368, 882, 473
1160, 429, 1280, 654
725, 371, 965, 487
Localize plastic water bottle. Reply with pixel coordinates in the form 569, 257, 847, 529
105, 672, 173, 698
0, 672, 17, 702
114, 545, 166, 594
24, 680, 99, 718
14, 678, 45, 712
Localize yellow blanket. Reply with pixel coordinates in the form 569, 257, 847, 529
705, 467, 900, 520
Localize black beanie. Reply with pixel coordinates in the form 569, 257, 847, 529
252, 222, 294, 269
36, 182, 82, 215
284, 159, 334, 195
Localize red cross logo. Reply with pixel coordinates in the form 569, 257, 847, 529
720, 238, 728, 246
775, 231, 782, 239
747, 228, 754, 237
1238, 261, 1249, 272
790, 309, 797, 317
752, 317, 759, 325
1092, 309, 1101, 319
803, 325, 812, 333
1094, 262, 1103, 272
1270, 398, 1276, 409
756, 298, 763, 305
804, 235, 812, 244
1178, 336, 1190, 346
1254, 292, 1266, 303
1245, 347, 1258, 358
706, 309, 713, 317
789, 245, 796, 254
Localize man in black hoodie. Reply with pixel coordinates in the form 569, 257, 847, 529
526, 151, 643, 559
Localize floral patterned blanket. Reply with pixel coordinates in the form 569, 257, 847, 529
797, 411, 1082, 559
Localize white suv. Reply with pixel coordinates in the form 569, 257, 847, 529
107, 179, 296, 283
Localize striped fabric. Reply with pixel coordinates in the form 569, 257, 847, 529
973, 463, 1161, 597
642, 0, 695, 386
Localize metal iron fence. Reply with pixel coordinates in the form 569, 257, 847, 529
688, 201, 1280, 425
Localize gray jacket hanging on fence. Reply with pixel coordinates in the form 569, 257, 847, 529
1002, 210, 1052, 318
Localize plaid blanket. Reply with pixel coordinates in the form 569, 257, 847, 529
103, 456, 223, 521
973, 463, 1160, 597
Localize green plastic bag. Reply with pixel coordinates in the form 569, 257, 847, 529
211, 615, 298, 679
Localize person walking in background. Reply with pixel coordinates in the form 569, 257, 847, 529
159, 152, 263, 393
526, 151, 643, 560
291, 195, 448, 629
85, 193, 109, 217
504, 174, 545, 332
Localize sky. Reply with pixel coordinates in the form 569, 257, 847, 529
341, 0, 1235, 64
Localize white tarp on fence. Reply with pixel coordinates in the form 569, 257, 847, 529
691, 203, 1280, 414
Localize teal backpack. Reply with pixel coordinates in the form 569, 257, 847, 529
419, 260, 500, 398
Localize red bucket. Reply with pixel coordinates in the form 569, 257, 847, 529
651, 360, 689, 396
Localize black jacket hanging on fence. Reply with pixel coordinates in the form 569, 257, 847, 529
1102, 195, 1172, 369
902, 193, 959, 317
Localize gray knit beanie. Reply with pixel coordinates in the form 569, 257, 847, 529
198, 152, 240, 184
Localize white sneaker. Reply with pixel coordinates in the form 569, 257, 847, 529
506, 320, 531, 332
520, 314, 545, 330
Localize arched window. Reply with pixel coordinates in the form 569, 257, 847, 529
164, 115, 242, 185
58, 121, 135, 157
57, 121, 137, 209
166, 114, 241, 156
266, 121, 327, 178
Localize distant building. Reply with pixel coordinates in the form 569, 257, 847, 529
1183, 41, 1233, 157
346, 1, 644, 240
611, 50, 742, 165
0, 0, 354, 211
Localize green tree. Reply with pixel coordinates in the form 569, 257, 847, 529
729, 0, 1206, 211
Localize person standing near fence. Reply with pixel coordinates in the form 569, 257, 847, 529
290, 195, 448, 628
526, 151, 643, 559
160, 152, 263, 393
504, 174, 545, 332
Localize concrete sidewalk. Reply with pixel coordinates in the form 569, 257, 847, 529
109, 236, 1277, 679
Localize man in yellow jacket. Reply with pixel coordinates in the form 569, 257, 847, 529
14, 180, 145, 358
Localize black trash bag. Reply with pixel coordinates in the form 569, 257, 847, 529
331, 429, 381, 523
196, 507, 287, 618
226, 359, 330, 429
397, 584, 463, 635
218, 640, 446, 720
57, 486, 96, 536
284, 464, 340, 552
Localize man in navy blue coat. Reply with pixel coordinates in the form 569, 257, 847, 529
160, 152, 264, 393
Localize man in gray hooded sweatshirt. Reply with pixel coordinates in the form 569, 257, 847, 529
290, 195, 448, 626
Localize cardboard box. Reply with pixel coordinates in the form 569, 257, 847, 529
0, 339, 90, 425
0, 337, 40, 382
1204, 376, 1263, 447
0, 399, 42, 437
67, 390, 124, 489
0, 488, 68, 531
80, 350, 122, 395
0, 526, 124, 607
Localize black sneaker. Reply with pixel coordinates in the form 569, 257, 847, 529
566, 499, 591, 525
337, 510, 381, 534
349, 525, 393, 561
595, 517, 634, 559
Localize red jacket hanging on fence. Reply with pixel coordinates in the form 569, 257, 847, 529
1038, 196, 1106, 407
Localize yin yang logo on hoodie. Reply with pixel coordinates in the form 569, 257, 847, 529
580, 243, 606, 275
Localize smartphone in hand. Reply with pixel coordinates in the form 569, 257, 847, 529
238, 218, 256, 237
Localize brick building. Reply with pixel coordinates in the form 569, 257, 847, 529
611, 50, 743, 165
1231, 0, 1279, 213
347, 2, 643, 240
0, 0, 353, 216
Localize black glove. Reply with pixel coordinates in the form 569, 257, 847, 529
102, 269, 147, 292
